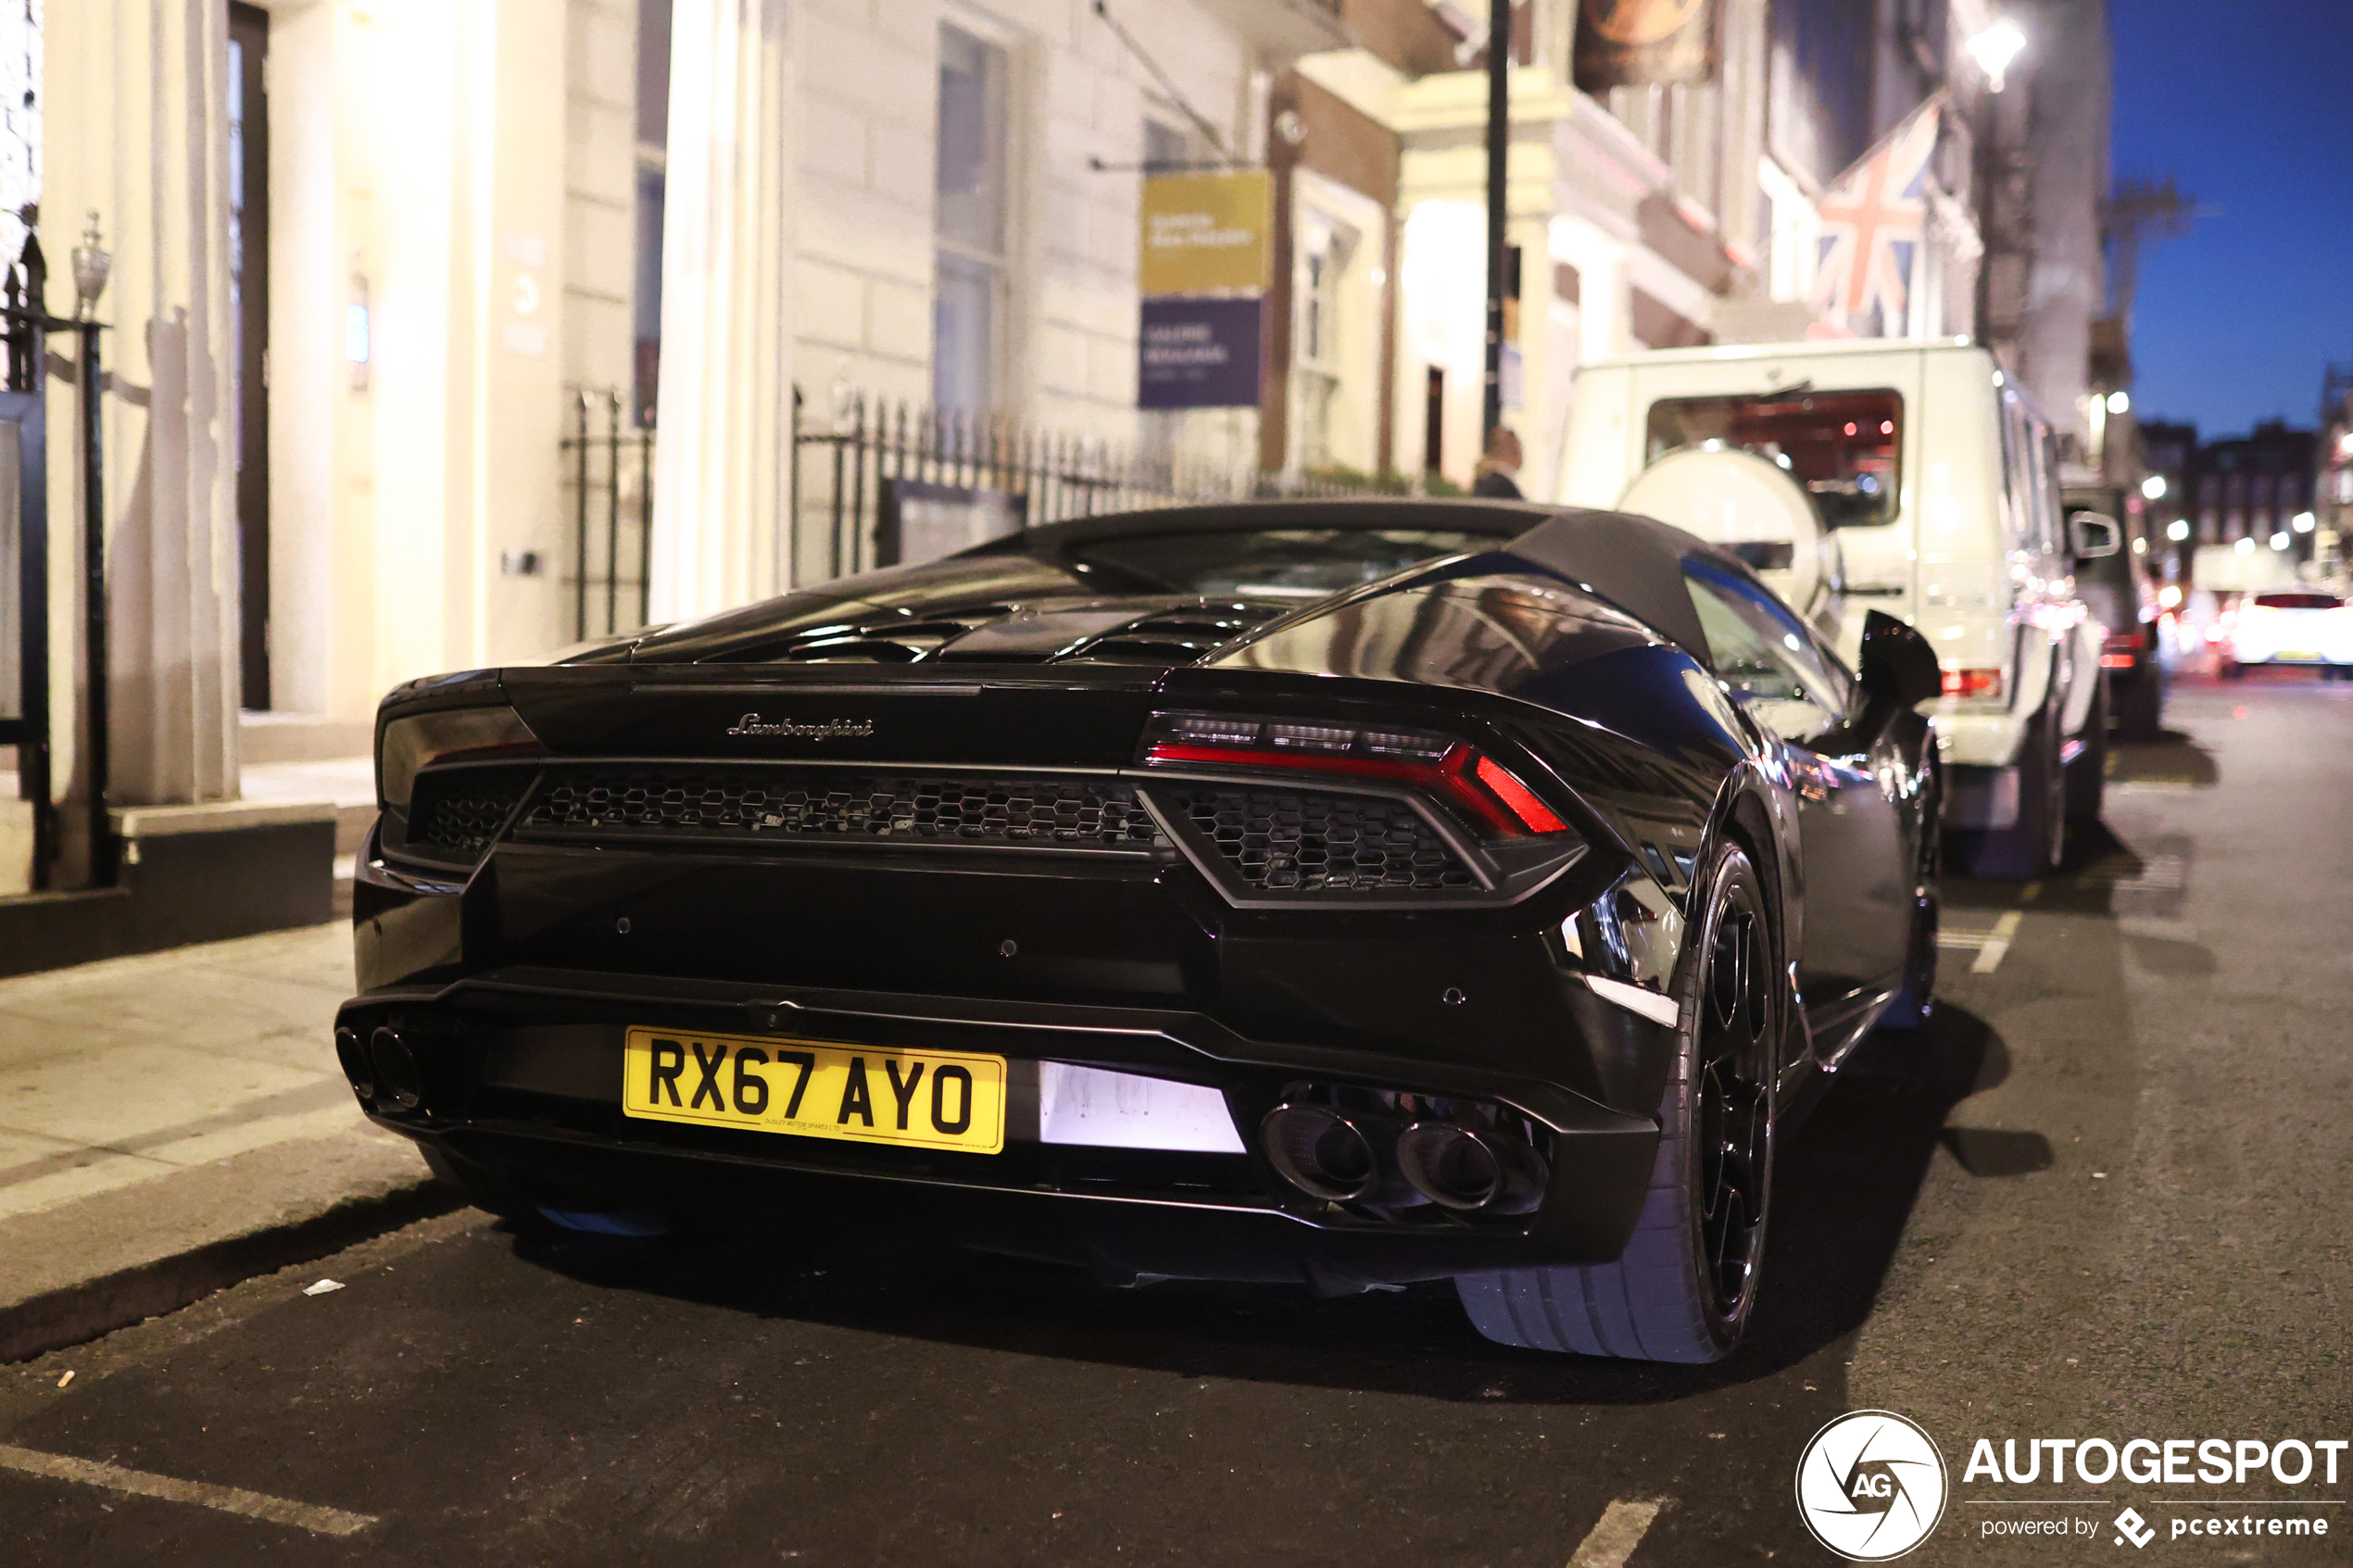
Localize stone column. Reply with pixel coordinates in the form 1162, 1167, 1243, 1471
648, 0, 796, 623
42, 0, 242, 807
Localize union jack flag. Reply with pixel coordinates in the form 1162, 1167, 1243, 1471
1813, 98, 1944, 337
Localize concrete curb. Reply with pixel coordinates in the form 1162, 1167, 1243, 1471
0, 1177, 466, 1364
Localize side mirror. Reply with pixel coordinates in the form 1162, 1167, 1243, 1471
1859, 609, 1943, 709
2070, 511, 2121, 559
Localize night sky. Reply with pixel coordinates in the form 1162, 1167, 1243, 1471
2111, 1, 2353, 438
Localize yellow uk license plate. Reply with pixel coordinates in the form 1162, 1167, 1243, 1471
621, 1027, 1006, 1154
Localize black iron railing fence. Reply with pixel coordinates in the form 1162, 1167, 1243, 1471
561, 385, 1369, 641
1, 218, 113, 891
561, 391, 653, 641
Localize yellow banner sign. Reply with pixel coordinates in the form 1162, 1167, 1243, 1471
1139, 171, 1272, 296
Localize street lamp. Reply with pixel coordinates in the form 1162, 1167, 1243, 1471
2106, 390, 2131, 415
2167, 520, 2190, 542
2293, 511, 2316, 533
2143, 474, 2168, 501
1966, 20, 2028, 93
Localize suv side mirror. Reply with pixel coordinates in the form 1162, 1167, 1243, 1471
2070, 511, 2121, 558
1859, 609, 1943, 709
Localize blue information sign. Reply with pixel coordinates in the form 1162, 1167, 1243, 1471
1139, 297, 1263, 410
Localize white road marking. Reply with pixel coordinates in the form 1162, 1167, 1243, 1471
1937, 931, 1991, 950
1568, 1498, 1665, 1567
0, 1444, 377, 1537
0, 1105, 368, 1223
2081, 854, 2186, 892
1970, 910, 2023, 973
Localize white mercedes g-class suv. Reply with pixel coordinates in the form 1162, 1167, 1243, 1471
1555, 338, 2107, 877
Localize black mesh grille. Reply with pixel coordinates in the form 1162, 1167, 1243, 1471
405, 769, 535, 860
1161, 787, 1478, 893
517, 768, 1164, 849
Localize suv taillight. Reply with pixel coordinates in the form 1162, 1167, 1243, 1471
1940, 668, 2005, 700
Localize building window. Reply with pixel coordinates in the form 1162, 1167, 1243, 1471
934, 25, 1010, 417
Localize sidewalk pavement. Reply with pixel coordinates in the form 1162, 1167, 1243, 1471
0, 922, 448, 1361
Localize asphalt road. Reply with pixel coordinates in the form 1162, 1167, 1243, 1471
3, 672, 2347, 1567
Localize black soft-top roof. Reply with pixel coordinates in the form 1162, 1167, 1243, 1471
991, 497, 1721, 660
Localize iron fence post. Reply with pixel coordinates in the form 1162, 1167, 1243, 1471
604, 389, 623, 635
571, 391, 589, 640
78, 320, 110, 885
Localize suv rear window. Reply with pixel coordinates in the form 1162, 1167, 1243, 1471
1645, 389, 1903, 528
2252, 593, 2343, 610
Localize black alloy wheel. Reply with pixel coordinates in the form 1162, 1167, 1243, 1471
1695, 886, 1774, 1323
1454, 839, 1780, 1362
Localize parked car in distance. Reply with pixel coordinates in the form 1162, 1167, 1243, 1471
339, 499, 1945, 1365
2065, 486, 2166, 738
1555, 338, 2107, 876
2220, 590, 2353, 679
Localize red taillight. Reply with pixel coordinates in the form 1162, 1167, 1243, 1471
1940, 668, 2005, 700
1141, 713, 1572, 838
2103, 630, 2147, 654
2099, 654, 2135, 670
1473, 753, 1568, 834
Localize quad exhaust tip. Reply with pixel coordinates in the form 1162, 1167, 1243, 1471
1260, 1104, 1387, 1203
1395, 1122, 1547, 1215
1261, 1100, 1549, 1217
366, 1026, 422, 1112
333, 1027, 375, 1100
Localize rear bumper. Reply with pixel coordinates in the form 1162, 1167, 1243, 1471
335, 970, 1664, 1287
1945, 763, 2020, 830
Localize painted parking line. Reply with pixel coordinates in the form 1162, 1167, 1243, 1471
1969, 910, 2022, 972
1568, 1498, 1665, 1567
1938, 912, 2024, 972
2078, 853, 2186, 892
0, 1444, 376, 1537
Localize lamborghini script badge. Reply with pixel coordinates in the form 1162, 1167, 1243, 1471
724, 714, 875, 741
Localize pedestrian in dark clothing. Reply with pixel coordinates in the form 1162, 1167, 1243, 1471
1471, 426, 1525, 498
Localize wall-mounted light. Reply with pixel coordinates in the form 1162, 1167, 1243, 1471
2270, 532, 2290, 551
2167, 520, 2190, 542
2142, 474, 2167, 500
1965, 20, 2028, 93
2106, 390, 2131, 414
2293, 510, 2316, 533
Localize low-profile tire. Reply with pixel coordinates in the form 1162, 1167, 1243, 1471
1955, 710, 2064, 878
1877, 761, 1943, 1033
2113, 668, 2163, 738
2065, 682, 2108, 826
1454, 839, 1778, 1363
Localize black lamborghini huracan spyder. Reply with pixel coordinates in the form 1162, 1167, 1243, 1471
339, 500, 1944, 1363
